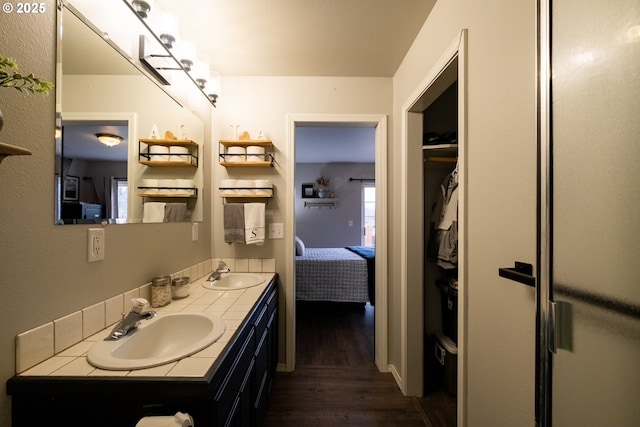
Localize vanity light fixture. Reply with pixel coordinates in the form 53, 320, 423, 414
206, 71, 221, 107
96, 133, 124, 147
126, 2, 220, 107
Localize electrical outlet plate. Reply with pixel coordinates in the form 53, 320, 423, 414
88, 228, 105, 262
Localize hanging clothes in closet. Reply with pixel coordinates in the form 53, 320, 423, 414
428, 161, 458, 272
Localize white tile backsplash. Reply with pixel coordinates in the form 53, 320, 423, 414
54, 311, 82, 354
82, 302, 105, 339
105, 294, 124, 327
248, 258, 262, 272
235, 258, 249, 272
220, 258, 235, 271
262, 258, 276, 272
123, 288, 140, 309
16, 323, 54, 373
14, 259, 277, 375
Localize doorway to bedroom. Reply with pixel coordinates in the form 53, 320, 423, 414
286, 114, 387, 373
294, 123, 376, 365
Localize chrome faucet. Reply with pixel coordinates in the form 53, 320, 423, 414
207, 261, 231, 282
109, 298, 156, 340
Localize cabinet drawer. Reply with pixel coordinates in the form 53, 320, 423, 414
214, 329, 255, 419
255, 304, 268, 338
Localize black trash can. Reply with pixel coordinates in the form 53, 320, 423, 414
434, 331, 458, 396
435, 279, 458, 344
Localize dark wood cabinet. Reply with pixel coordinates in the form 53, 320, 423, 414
7, 276, 279, 427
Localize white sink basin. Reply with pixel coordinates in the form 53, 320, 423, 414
87, 312, 225, 370
202, 272, 266, 290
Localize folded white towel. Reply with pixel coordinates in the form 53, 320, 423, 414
244, 203, 265, 245
143, 202, 166, 223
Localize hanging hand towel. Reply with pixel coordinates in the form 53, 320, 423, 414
143, 202, 166, 223
164, 203, 187, 222
244, 202, 265, 245
224, 203, 245, 244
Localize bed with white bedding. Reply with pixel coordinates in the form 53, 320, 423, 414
295, 246, 372, 304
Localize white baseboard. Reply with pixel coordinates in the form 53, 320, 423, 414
388, 363, 405, 394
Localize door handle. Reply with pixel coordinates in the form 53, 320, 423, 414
498, 261, 535, 287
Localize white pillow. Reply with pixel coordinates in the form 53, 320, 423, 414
295, 236, 305, 256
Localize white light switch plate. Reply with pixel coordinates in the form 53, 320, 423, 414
269, 223, 284, 239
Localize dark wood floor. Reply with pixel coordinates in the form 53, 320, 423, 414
262, 301, 455, 427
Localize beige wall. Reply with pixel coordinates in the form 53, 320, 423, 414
0, 3, 212, 425
392, 0, 538, 426
211, 76, 392, 365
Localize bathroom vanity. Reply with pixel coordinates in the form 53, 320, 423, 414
7, 275, 278, 427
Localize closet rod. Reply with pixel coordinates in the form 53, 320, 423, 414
349, 178, 375, 182
424, 156, 457, 163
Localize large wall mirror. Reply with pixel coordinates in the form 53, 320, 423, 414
55, 2, 204, 225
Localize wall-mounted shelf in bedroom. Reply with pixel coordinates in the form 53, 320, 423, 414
304, 198, 337, 209
219, 139, 274, 167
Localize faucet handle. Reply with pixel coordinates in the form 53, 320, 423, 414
131, 298, 149, 314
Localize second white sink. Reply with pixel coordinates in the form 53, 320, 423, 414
202, 272, 266, 290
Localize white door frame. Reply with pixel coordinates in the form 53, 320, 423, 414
400, 29, 467, 423
285, 113, 388, 372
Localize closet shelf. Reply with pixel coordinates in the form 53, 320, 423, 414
423, 143, 458, 155
423, 143, 458, 163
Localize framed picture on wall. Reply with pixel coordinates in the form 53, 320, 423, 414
63, 175, 79, 201
302, 183, 315, 198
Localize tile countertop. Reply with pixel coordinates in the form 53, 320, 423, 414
18, 273, 276, 379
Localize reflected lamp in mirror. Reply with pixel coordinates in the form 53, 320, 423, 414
207, 72, 221, 107
192, 58, 209, 90
130, 0, 154, 19
178, 40, 196, 72
96, 133, 124, 147
155, 11, 179, 49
